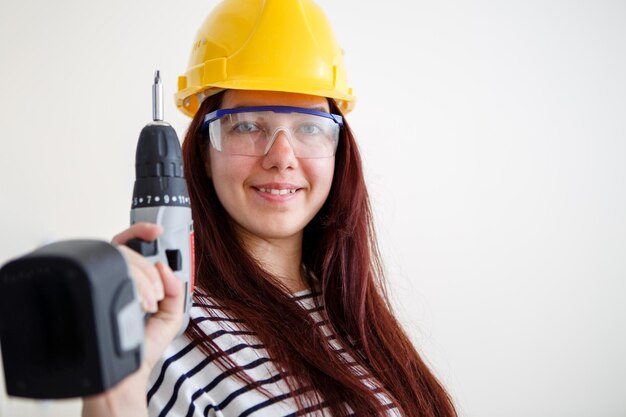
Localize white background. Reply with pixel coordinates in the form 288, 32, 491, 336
1, 0, 625, 416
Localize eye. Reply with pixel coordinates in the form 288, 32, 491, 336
232, 121, 260, 133
297, 123, 322, 135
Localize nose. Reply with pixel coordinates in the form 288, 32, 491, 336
262, 129, 298, 171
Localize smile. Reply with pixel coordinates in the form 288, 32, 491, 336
257, 188, 298, 195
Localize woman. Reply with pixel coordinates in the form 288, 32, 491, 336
84, 0, 457, 416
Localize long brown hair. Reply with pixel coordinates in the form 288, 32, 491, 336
183, 92, 457, 417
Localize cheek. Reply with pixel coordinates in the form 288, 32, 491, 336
209, 153, 244, 204
306, 159, 335, 196
209, 152, 264, 217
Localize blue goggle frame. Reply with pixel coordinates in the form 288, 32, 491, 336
201, 105, 344, 133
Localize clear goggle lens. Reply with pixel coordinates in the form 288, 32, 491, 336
201, 106, 343, 158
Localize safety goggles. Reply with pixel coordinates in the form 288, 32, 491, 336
201, 106, 344, 158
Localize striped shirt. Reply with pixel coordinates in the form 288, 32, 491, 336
147, 289, 401, 416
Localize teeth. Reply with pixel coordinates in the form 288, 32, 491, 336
258, 188, 297, 195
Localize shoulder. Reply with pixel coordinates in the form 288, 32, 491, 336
146, 296, 276, 417
146, 290, 338, 416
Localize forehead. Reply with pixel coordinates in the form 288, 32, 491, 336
221, 90, 330, 112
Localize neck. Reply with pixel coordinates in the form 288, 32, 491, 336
236, 228, 308, 293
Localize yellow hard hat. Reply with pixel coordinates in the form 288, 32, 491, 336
175, 0, 355, 117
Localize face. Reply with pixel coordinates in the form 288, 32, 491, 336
205, 90, 336, 242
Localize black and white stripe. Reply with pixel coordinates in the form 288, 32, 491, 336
147, 290, 400, 416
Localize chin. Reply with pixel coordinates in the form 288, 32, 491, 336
245, 220, 309, 241
254, 227, 304, 240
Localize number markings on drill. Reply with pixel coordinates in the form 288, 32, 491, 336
132, 195, 189, 206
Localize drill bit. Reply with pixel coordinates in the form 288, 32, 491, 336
152, 70, 164, 122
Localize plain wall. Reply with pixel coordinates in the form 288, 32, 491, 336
1, 0, 625, 416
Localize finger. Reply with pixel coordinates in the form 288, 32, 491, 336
117, 245, 165, 301
151, 262, 183, 321
156, 262, 183, 310
143, 263, 185, 368
111, 222, 163, 245
128, 263, 158, 313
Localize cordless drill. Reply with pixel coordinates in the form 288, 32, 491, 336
0, 71, 193, 398
126, 70, 194, 333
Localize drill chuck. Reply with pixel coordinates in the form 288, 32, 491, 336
132, 123, 189, 208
